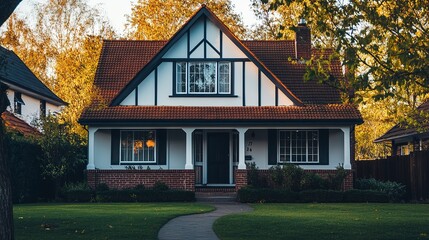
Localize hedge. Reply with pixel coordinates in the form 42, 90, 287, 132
63, 189, 195, 202
237, 187, 389, 203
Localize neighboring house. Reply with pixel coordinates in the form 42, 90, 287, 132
375, 101, 429, 156
0, 45, 66, 134
79, 6, 362, 191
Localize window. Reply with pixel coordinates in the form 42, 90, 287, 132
120, 130, 156, 163
40, 100, 46, 118
14, 92, 25, 115
176, 62, 231, 94
279, 130, 319, 163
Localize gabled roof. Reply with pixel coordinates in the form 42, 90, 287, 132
374, 101, 429, 142
79, 104, 362, 125
109, 5, 303, 106
0, 46, 66, 106
1, 111, 40, 136
81, 6, 357, 125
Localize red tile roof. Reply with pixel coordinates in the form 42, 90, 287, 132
243, 41, 342, 104
80, 105, 362, 124
94, 40, 166, 103
92, 40, 343, 105
1, 111, 40, 136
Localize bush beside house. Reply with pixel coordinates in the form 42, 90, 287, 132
240, 163, 405, 203
62, 182, 195, 203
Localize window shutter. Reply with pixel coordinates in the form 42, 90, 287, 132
319, 129, 329, 165
157, 129, 167, 165
111, 130, 120, 165
268, 129, 278, 165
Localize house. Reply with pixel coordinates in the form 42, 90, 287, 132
79, 6, 362, 191
0, 45, 66, 134
375, 101, 429, 156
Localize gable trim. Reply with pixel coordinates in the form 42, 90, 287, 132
109, 6, 303, 106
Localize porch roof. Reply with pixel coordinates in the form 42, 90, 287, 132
79, 104, 362, 125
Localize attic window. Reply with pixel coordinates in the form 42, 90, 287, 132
176, 62, 231, 94
14, 92, 25, 115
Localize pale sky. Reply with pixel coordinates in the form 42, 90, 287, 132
12, 0, 258, 34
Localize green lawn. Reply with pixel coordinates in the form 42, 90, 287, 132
14, 203, 214, 240
214, 203, 429, 240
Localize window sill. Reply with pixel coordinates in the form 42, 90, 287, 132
120, 162, 157, 165
278, 162, 326, 165
169, 94, 238, 98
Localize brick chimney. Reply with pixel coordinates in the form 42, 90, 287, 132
295, 19, 311, 60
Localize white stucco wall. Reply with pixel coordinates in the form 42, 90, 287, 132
245, 129, 346, 170
5, 88, 62, 125
92, 128, 187, 170
90, 127, 350, 171
167, 130, 186, 169
118, 16, 293, 107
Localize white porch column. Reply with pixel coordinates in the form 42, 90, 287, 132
183, 128, 195, 169
87, 127, 97, 170
237, 128, 248, 170
341, 127, 351, 170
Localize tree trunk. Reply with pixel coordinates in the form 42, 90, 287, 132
0, 83, 14, 240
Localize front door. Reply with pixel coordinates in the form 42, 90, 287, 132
207, 132, 230, 184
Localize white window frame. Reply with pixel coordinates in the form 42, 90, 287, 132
175, 61, 231, 95
278, 130, 320, 163
120, 130, 157, 164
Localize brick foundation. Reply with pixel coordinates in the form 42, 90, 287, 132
235, 169, 248, 191
87, 170, 195, 191
253, 169, 354, 191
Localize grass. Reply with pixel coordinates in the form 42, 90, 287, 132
14, 202, 214, 240
214, 203, 429, 240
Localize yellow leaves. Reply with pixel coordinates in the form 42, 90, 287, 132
128, 0, 245, 40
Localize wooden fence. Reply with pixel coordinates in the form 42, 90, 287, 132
355, 151, 429, 200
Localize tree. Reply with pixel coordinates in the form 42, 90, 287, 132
249, 0, 303, 40
36, 115, 86, 198
0, 83, 14, 240
127, 0, 246, 40
0, 0, 115, 137
256, 0, 429, 158
261, 0, 429, 100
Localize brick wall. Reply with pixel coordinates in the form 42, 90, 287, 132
87, 170, 195, 191
235, 169, 248, 191
254, 169, 354, 191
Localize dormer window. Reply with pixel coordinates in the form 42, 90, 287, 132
14, 92, 25, 115
175, 62, 231, 94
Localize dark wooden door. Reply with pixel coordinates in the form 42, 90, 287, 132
207, 132, 230, 184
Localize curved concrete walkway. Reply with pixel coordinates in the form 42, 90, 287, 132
158, 202, 252, 240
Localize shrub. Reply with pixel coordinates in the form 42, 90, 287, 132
300, 172, 328, 190
355, 178, 406, 202
152, 181, 169, 191
247, 162, 259, 186
268, 165, 285, 188
133, 184, 146, 192
344, 189, 389, 203
237, 187, 299, 203
5, 132, 43, 203
61, 182, 93, 202
325, 165, 349, 190
283, 164, 305, 191
96, 183, 110, 191
95, 189, 194, 202
299, 190, 344, 203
